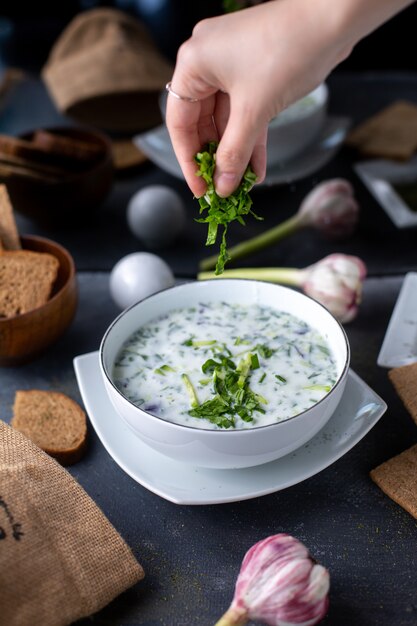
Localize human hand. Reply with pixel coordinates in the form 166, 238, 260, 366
165, 0, 352, 198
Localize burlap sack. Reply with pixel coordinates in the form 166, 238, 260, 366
0, 420, 144, 626
42, 8, 173, 132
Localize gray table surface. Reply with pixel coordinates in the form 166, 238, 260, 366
1, 72, 417, 626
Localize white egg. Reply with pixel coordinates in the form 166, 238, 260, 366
109, 252, 175, 309
127, 185, 186, 248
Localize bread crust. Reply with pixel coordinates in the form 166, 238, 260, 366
11, 390, 87, 466
0, 133, 103, 173
0, 184, 21, 250
0, 249, 59, 318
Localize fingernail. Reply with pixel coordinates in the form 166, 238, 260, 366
215, 173, 238, 197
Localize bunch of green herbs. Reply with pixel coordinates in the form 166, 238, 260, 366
194, 141, 260, 275
183, 349, 268, 429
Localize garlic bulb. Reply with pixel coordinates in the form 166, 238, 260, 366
215, 534, 330, 626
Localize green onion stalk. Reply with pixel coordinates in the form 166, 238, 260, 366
198, 253, 367, 324
199, 179, 359, 272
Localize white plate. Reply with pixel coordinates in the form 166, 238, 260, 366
354, 157, 417, 228
134, 116, 350, 187
377, 272, 417, 368
74, 352, 386, 505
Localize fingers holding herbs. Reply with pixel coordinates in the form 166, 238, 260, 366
212, 97, 268, 197
166, 84, 266, 199
195, 141, 259, 275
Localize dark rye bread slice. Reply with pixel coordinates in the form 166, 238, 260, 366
0, 132, 103, 175
0, 249, 59, 317
370, 444, 417, 520
388, 362, 417, 426
11, 390, 87, 465
0, 160, 64, 183
0, 149, 72, 179
0, 133, 93, 173
346, 100, 417, 161
0, 184, 21, 250
32, 130, 104, 164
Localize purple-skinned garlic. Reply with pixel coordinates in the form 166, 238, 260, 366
198, 252, 367, 323
215, 534, 330, 626
301, 253, 367, 323
297, 179, 359, 239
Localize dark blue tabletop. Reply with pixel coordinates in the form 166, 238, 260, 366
0, 72, 416, 626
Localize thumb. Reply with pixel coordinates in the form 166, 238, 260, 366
214, 99, 267, 197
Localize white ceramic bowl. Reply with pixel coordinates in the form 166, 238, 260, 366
267, 83, 328, 166
100, 280, 349, 469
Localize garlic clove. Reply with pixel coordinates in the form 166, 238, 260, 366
215, 534, 330, 626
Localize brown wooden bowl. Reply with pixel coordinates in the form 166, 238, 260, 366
0, 235, 77, 366
0, 126, 113, 224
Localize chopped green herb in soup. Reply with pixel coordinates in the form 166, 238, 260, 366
113, 302, 338, 430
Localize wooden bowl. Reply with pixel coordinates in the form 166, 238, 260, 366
0, 126, 113, 224
0, 235, 77, 365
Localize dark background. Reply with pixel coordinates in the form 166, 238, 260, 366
0, 0, 416, 73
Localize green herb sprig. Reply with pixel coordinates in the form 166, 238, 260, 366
186, 350, 267, 428
195, 142, 260, 275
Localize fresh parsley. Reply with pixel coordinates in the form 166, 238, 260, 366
194, 142, 260, 275
186, 350, 267, 429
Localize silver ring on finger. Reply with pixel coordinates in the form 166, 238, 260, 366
165, 81, 201, 103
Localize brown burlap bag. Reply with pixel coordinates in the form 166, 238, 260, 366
0, 420, 144, 626
42, 8, 173, 132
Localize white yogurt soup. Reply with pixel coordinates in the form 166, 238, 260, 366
270, 94, 318, 126
113, 301, 338, 430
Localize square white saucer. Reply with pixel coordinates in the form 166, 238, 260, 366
377, 272, 417, 368
74, 351, 386, 505
354, 157, 417, 228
